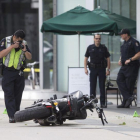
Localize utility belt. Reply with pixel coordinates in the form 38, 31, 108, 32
0, 65, 19, 76
3, 66, 24, 76
90, 63, 106, 68
4, 66, 20, 71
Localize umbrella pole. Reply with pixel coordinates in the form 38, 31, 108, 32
78, 32, 80, 67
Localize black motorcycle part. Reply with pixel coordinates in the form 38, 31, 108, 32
38, 119, 51, 126
47, 115, 56, 123
53, 94, 57, 99
14, 106, 51, 122
70, 97, 78, 116
25, 103, 42, 109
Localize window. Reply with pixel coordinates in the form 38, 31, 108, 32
94, 0, 136, 62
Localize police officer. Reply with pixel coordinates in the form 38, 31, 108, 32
117, 29, 140, 108
84, 34, 111, 108
0, 30, 32, 122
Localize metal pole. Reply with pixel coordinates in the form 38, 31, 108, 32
78, 32, 80, 67
53, 0, 57, 91
136, 0, 140, 107
39, 0, 43, 89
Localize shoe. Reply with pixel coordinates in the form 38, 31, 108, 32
100, 104, 106, 108
90, 95, 95, 99
125, 97, 135, 108
117, 100, 126, 108
9, 117, 16, 123
33, 119, 38, 123
117, 104, 125, 108
117, 103, 130, 108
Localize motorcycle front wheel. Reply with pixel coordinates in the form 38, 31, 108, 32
14, 106, 51, 122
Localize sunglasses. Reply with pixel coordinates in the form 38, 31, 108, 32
95, 38, 101, 40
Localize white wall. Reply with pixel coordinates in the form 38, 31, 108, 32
57, 0, 94, 92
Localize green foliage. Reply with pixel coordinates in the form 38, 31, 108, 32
119, 122, 126, 125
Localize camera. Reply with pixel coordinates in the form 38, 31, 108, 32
18, 41, 24, 49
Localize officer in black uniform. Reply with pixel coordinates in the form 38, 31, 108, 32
0, 30, 32, 122
117, 29, 140, 108
84, 34, 111, 108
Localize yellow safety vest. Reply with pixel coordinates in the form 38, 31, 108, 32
3, 36, 27, 70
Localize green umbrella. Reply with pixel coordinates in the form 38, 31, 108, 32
92, 8, 136, 35
41, 6, 118, 34
41, 6, 118, 66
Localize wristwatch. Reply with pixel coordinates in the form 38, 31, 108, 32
23, 50, 27, 53
107, 69, 110, 72
129, 58, 132, 62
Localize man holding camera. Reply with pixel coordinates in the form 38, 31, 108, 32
0, 30, 32, 123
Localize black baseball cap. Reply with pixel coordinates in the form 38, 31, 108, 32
118, 29, 130, 35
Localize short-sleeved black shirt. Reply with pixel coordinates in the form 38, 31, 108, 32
121, 37, 140, 64
0, 37, 31, 53
85, 44, 110, 64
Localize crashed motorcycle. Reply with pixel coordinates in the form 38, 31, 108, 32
14, 91, 108, 126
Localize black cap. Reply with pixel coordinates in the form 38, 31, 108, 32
118, 29, 130, 35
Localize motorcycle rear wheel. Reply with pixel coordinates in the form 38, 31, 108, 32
14, 106, 51, 122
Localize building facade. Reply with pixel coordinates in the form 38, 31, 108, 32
39, 0, 140, 107
39, 0, 136, 89
0, 0, 139, 106
0, 0, 39, 62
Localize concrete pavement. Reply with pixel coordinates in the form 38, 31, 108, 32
0, 83, 118, 100
0, 83, 140, 140
0, 97, 140, 140
0, 84, 66, 100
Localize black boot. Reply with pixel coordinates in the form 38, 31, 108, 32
9, 117, 16, 123
100, 104, 106, 108
117, 100, 127, 108
125, 96, 135, 108
90, 95, 95, 99
100, 102, 106, 108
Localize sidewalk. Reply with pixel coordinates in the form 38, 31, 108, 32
0, 80, 140, 139
0, 99, 140, 140
0, 84, 118, 100
0, 85, 66, 100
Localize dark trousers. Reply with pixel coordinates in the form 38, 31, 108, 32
90, 67, 106, 104
2, 68, 25, 118
117, 65, 139, 100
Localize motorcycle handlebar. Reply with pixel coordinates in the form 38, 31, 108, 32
80, 98, 98, 111
80, 102, 90, 111
96, 107, 108, 125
